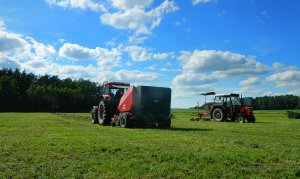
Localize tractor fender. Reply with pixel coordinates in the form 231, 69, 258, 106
101, 95, 112, 101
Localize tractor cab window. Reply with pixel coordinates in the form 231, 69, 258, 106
214, 96, 223, 104
109, 88, 120, 96
231, 96, 241, 106
102, 85, 110, 95
224, 97, 231, 106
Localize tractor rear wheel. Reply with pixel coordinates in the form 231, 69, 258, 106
247, 115, 256, 123
91, 107, 98, 124
212, 108, 225, 122
98, 100, 112, 125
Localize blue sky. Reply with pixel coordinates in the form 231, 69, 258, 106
1, 0, 300, 108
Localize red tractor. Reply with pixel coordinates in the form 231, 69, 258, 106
91, 82, 172, 128
196, 92, 255, 123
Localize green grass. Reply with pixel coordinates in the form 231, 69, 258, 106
0, 110, 300, 178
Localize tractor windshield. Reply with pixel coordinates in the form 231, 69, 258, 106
231, 96, 241, 106
109, 85, 129, 96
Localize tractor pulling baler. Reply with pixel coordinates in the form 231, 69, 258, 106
192, 92, 256, 123
91, 82, 172, 128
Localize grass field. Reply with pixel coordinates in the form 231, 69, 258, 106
1, 109, 300, 178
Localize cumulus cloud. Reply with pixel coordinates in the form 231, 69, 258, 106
59, 43, 121, 68
192, 0, 216, 5
28, 38, 57, 58
0, 20, 164, 85
0, 31, 31, 58
128, 36, 148, 44
100, 0, 178, 35
178, 50, 269, 77
115, 70, 160, 82
171, 73, 216, 97
110, 0, 153, 10
272, 62, 297, 72
172, 49, 269, 97
240, 77, 261, 86
124, 45, 174, 61
266, 70, 300, 88
45, 0, 107, 12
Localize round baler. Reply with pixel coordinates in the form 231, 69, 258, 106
91, 82, 172, 128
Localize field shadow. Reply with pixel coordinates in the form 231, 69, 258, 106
166, 127, 212, 132
254, 122, 276, 124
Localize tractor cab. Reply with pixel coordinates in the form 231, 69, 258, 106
214, 93, 241, 109
97, 82, 130, 100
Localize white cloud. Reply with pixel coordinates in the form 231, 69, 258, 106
110, 0, 153, 10
100, 0, 178, 35
28, 38, 57, 58
124, 45, 174, 61
128, 36, 148, 44
240, 77, 261, 86
45, 0, 107, 12
178, 50, 269, 77
0, 31, 31, 58
171, 73, 216, 97
266, 70, 300, 88
272, 62, 297, 72
59, 43, 100, 60
115, 70, 160, 82
59, 43, 121, 68
192, 0, 216, 5
0, 56, 20, 69
153, 52, 174, 60
172, 49, 269, 97
289, 89, 300, 96
124, 45, 152, 61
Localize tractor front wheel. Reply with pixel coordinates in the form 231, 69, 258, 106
98, 100, 112, 125
91, 107, 98, 124
212, 108, 225, 122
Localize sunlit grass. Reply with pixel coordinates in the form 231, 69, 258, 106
0, 110, 299, 178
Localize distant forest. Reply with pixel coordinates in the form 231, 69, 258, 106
0, 68, 97, 112
1, 68, 300, 112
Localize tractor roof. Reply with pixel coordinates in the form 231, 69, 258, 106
200, 92, 216, 96
104, 82, 130, 86
215, 93, 240, 97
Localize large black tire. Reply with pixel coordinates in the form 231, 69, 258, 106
247, 115, 256, 123
91, 107, 99, 124
98, 100, 112, 125
212, 108, 225, 122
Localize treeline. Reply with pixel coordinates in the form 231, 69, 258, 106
253, 95, 300, 110
0, 68, 97, 112
192, 96, 300, 110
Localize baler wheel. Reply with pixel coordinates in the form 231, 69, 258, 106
212, 108, 225, 122
98, 100, 112, 126
159, 117, 171, 128
121, 114, 133, 128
